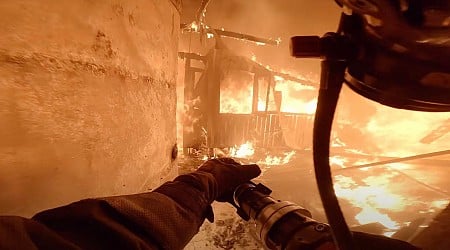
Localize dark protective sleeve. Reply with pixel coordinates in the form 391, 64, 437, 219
0, 172, 218, 250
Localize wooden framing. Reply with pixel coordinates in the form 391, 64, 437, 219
179, 50, 316, 153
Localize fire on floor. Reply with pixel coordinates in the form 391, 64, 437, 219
179, 146, 449, 249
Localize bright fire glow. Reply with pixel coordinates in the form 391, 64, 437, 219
337, 85, 450, 157
334, 174, 405, 230
230, 141, 255, 158
355, 207, 399, 230
220, 71, 254, 114
219, 55, 319, 114
220, 73, 318, 114
330, 155, 348, 168
190, 22, 199, 32
274, 76, 317, 114
178, 50, 449, 238
220, 79, 274, 114
227, 142, 296, 167
431, 199, 449, 209
278, 98, 317, 114
258, 151, 296, 166
331, 137, 346, 147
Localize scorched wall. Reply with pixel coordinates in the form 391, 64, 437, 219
0, 0, 181, 216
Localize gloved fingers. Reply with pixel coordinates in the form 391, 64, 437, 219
216, 164, 261, 203
214, 157, 241, 166
199, 159, 260, 180
197, 157, 240, 171
235, 164, 261, 182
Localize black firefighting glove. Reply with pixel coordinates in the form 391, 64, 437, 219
196, 158, 261, 202
155, 158, 261, 223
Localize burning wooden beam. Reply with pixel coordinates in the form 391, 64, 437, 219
180, 23, 280, 46
272, 71, 317, 87
195, 0, 211, 22
210, 29, 280, 46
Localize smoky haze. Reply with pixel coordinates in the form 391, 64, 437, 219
182, 0, 341, 79
179, 0, 450, 155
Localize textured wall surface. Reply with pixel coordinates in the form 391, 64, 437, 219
0, 0, 179, 217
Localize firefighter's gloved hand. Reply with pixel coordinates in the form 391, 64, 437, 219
196, 158, 261, 202
155, 158, 260, 223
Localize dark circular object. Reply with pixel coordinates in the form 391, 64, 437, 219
171, 143, 178, 161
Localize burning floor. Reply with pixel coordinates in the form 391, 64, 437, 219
180, 145, 450, 250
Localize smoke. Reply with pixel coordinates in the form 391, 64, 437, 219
179, 1, 450, 157
182, 0, 341, 78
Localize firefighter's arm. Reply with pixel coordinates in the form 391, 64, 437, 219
0, 158, 260, 250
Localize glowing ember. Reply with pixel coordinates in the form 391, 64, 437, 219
275, 37, 282, 45
230, 141, 255, 158
190, 22, 199, 32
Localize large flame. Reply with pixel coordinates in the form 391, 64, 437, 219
337, 85, 450, 156
219, 74, 318, 114
219, 55, 319, 115
334, 173, 404, 230
219, 71, 266, 114
273, 76, 317, 114
333, 160, 449, 236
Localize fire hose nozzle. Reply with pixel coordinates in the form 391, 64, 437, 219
230, 182, 335, 250
290, 33, 357, 60
290, 36, 322, 58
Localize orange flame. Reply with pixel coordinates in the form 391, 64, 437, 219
178, 51, 449, 238
257, 151, 296, 166
230, 141, 255, 158
334, 174, 403, 229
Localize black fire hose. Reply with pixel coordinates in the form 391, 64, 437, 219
291, 27, 358, 249
313, 59, 355, 250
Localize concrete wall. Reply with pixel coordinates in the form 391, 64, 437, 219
0, 0, 180, 217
